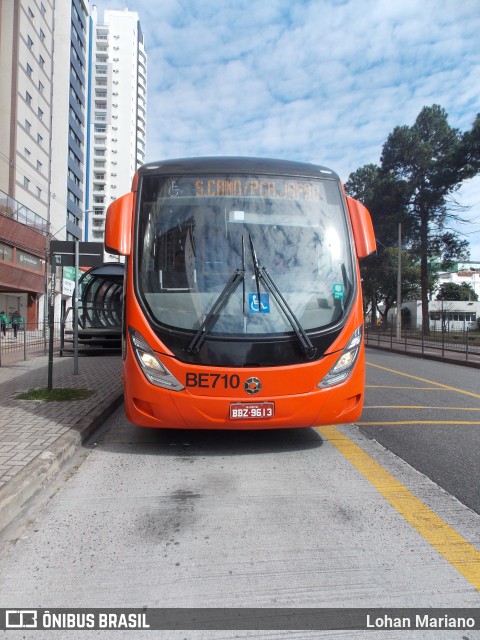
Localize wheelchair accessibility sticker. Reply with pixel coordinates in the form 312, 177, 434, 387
249, 293, 270, 313
333, 284, 344, 299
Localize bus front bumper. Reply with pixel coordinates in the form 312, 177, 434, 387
124, 382, 364, 430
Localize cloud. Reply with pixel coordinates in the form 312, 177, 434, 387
96, 0, 480, 256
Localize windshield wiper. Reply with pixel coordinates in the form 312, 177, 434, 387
187, 268, 244, 354
248, 234, 317, 360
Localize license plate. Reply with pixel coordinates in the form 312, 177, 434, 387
230, 402, 275, 420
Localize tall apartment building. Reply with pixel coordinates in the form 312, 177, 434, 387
88, 7, 147, 246
0, 1, 53, 224
0, 0, 55, 324
50, 0, 89, 242
0, 0, 89, 233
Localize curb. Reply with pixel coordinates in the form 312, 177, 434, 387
0, 391, 124, 535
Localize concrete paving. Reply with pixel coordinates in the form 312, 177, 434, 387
0, 353, 123, 533
0, 335, 477, 540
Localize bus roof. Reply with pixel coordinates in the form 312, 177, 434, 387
137, 157, 340, 181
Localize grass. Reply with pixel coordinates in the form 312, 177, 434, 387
15, 388, 95, 402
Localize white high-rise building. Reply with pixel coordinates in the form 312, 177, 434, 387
87, 7, 147, 246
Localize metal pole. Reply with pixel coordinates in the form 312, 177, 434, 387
44, 247, 48, 355
23, 318, 27, 361
441, 299, 445, 358
396, 222, 402, 341
73, 240, 79, 374
48, 258, 56, 390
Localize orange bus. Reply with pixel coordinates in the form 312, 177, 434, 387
105, 157, 375, 429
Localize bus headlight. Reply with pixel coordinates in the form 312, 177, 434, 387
317, 326, 362, 388
129, 328, 184, 391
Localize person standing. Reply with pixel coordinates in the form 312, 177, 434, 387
0, 311, 8, 337
11, 311, 23, 339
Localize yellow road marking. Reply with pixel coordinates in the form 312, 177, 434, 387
367, 385, 443, 390
317, 425, 480, 591
358, 421, 480, 426
364, 406, 480, 411
367, 362, 480, 400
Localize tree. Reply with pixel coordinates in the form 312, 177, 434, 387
373, 247, 421, 325
436, 282, 478, 301
381, 105, 480, 333
345, 164, 410, 325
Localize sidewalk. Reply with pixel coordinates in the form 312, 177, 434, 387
0, 353, 123, 534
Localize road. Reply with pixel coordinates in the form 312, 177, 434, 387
0, 348, 479, 639
361, 349, 480, 513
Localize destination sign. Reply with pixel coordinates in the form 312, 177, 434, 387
162, 176, 326, 201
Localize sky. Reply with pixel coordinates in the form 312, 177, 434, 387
94, 0, 480, 258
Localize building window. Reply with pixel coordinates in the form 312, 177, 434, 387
25, 119, 31, 133
24, 177, 30, 189
40, 29, 45, 43
68, 190, 80, 207
38, 81, 44, 95
27, 36, 34, 50
39, 55, 45, 69
37, 133, 43, 146
67, 211, 80, 226
69, 127, 82, 147
0, 242, 14, 261
26, 91, 32, 105
28, 7, 34, 20
24, 148, 31, 159
40, 3, 46, 16
38, 107, 43, 121
69, 148, 82, 167
26, 63, 33, 78
68, 168, 81, 187
36, 186, 42, 198
37, 160, 42, 172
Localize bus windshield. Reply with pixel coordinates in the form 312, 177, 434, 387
137, 174, 355, 337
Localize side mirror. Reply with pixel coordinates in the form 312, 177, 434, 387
346, 196, 376, 258
105, 192, 134, 256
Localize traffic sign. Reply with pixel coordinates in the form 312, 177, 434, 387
50, 241, 103, 267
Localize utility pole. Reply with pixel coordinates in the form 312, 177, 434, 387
73, 240, 79, 374
396, 222, 402, 341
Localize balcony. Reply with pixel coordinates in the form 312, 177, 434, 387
0, 190, 48, 234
